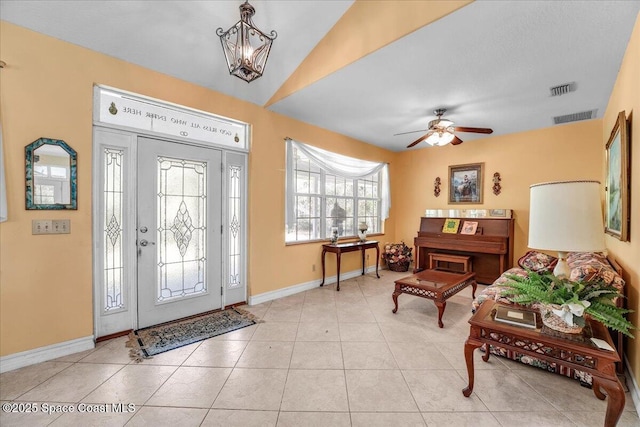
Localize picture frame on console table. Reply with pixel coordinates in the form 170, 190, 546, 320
605, 111, 629, 241
449, 163, 484, 204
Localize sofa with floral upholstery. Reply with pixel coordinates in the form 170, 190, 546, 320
472, 250, 626, 385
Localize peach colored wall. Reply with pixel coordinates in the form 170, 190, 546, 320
0, 22, 397, 356
602, 13, 640, 385
392, 120, 603, 262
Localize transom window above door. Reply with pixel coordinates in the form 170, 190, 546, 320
285, 139, 390, 243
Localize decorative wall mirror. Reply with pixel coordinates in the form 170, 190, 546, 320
26, 138, 77, 210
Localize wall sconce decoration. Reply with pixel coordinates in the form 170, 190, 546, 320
434, 177, 441, 197
492, 172, 502, 195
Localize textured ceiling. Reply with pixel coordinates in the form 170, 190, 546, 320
2, 1, 639, 152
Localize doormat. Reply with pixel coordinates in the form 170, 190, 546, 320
126, 307, 261, 362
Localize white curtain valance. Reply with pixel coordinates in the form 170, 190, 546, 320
286, 139, 391, 221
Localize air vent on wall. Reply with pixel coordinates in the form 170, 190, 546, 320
550, 82, 576, 97
553, 109, 597, 125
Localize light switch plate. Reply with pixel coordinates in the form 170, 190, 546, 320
52, 219, 71, 234
32, 219, 71, 234
32, 220, 53, 234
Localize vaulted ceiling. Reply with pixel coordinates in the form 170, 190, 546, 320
2, 1, 639, 151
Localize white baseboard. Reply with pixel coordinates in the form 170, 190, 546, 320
624, 356, 640, 417
0, 335, 95, 374
249, 266, 380, 306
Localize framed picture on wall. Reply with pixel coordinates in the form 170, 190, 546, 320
448, 163, 484, 204
605, 111, 630, 241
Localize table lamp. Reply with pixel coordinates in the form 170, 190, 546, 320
528, 180, 605, 278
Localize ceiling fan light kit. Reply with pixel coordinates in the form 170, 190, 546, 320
217, 1, 277, 83
403, 108, 493, 148
429, 119, 454, 129
425, 130, 455, 146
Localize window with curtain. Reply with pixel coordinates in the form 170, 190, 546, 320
285, 139, 390, 243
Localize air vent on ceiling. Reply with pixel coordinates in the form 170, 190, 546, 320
553, 109, 597, 125
550, 82, 576, 97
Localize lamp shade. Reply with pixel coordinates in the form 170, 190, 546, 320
528, 180, 605, 252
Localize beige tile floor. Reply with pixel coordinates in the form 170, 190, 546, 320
1, 271, 638, 426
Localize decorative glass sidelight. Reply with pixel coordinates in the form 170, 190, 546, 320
228, 165, 242, 288
103, 148, 125, 311
156, 156, 207, 302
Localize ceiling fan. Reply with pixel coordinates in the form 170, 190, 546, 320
396, 108, 493, 148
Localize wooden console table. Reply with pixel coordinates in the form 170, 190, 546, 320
320, 241, 380, 291
463, 300, 624, 427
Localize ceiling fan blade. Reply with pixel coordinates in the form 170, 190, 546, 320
407, 133, 428, 148
450, 136, 464, 145
394, 129, 428, 136
454, 126, 493, 134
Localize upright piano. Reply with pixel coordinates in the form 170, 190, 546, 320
414, 215, 515, 284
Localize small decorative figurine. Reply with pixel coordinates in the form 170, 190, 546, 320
330, 227, 339, 244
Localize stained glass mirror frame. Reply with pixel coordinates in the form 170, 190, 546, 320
26, 137, 78, 210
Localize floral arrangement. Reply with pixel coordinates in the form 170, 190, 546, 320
502, 270, 635, 337
381, 242, 413, 265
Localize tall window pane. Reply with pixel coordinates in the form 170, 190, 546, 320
228, 165, 242, 289
103, 148, 125, 312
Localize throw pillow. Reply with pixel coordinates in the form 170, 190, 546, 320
570, 264, 625, 293
517, 250, 558, 273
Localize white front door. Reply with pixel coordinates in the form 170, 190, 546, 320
137, 137, 222, 328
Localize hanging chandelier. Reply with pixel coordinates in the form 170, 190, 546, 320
216, 1, 277, 83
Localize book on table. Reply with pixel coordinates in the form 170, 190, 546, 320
494, 305, 537, 329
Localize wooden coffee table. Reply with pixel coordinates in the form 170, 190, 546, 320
462, 300, 624, 427
392, 269, 477, 328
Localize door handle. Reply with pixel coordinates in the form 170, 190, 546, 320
139, 239, 155, 247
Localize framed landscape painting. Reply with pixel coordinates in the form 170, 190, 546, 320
605, 111, 629, 241
449, 163, 484, 204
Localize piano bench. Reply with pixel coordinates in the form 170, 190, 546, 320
428, 253, 472, 273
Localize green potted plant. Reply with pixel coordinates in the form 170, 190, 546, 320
501, 271, 635, 337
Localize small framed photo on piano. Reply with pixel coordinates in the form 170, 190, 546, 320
489, 209, 507, 217
460, 221, 478, 235
442, 218, 460, 234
